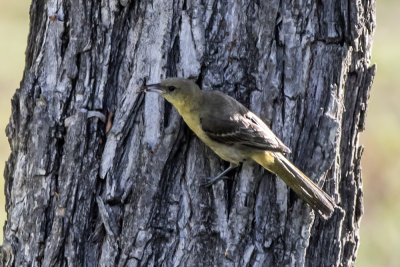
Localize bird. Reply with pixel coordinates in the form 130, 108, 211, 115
140, 77, 336, 219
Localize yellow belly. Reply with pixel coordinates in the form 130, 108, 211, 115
178, 107, 248, 165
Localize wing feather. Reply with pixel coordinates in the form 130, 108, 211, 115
199, 92, 291, 153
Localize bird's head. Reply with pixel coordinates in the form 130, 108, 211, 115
142, 78, 200, 108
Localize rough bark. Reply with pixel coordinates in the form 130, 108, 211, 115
1, 0, 375, 266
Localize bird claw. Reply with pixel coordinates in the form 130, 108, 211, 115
200, 176, 230, 187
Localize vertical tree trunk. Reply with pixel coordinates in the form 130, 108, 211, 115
1, 0, 375, 266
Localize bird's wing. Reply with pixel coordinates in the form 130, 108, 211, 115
200, 92, 291, 153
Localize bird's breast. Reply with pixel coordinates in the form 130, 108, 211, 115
177, 106, 248, 165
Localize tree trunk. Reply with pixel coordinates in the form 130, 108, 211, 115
1, 0, 375, 266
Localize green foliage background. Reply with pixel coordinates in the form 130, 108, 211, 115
0, 1, 398, 266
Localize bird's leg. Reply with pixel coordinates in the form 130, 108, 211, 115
201, 163, 239, 187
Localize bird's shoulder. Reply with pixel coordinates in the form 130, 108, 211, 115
198, 90, 290, 153
200, 90, 248, 117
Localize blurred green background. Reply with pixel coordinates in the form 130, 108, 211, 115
0, 1, 398, 266
0, 0, 31, 244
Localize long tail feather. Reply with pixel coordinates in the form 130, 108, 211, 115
252, 152, 336, 219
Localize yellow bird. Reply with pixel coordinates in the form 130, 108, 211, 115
141, 78, 336, 219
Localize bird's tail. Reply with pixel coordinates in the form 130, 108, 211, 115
252, 152, 336, 219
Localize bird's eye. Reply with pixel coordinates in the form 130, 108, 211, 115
168, 86, 176, 92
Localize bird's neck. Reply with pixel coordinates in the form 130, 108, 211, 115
172, 91, 206, 142
169, 90, 202, 116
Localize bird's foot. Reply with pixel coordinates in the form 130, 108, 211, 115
201, 176, 230, 187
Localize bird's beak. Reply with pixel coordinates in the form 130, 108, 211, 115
140, 83, 165, 94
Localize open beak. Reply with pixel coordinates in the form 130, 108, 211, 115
140, 83, 165, 94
